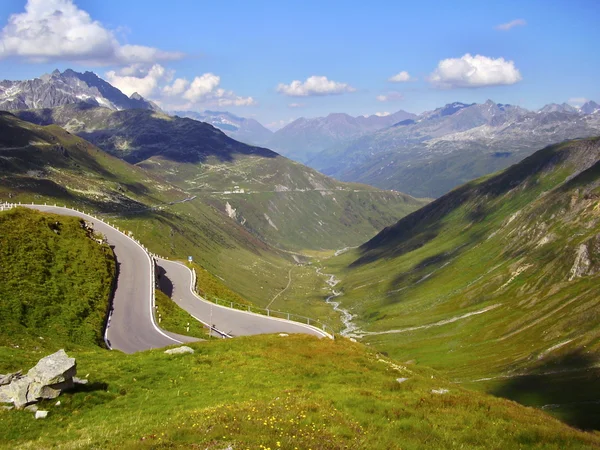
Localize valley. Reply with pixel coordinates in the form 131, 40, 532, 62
1, 22, 599, 446
316, 137, 600, 429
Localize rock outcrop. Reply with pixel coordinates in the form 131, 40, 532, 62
0, 350, 77, 409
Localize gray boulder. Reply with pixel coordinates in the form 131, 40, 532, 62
164, 346, 195, 355
0, 350, 77, 409
27, 349, 76, 385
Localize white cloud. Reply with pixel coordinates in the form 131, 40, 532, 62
106, 65, 255, 107
375, 112, 390, 117
568, 97, 588, 106
182, 73, 255, 106
495, 19, 527, 31
163, 78, 189, 96
105, 64, 169, 97
276, 76, 355, 97
429, 54, 522, 89
288, 103, 304, 108
183, 73, 221, 102
388, 71, 413, 82
0, 0, 183, 65
376, 91, 404, 102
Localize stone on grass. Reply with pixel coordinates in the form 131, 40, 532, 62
24, 404, 38, 412
27, 349, 76, 385
0, 349, 77, 409
396, 378, 409, 384
164, 346, 195, 355
431, 388, 449, 394
278, 333, 289, 337
0, 376, 32, 408
35, 410, 48, 419
73, 377, 88, 385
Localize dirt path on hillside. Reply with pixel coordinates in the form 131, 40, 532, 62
348, 304, 502, 339
266, 266, 294, 309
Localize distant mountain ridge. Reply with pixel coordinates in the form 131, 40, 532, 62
14, 103, 427, 251
266, 110, 416, 163
172, 109, 273, 146
308, 99, 600, 198
0, 69, 159, 112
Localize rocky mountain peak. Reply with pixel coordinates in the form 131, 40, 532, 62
0, 69, 160, 113
580, 100, 600, 115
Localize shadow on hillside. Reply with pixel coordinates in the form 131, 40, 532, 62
492, 350, 600, 431
16, 105, 279, 165
156, 265, 174, 298
349, 141, 577, 268
385, 253, 453, 301
71, 381, 109, 394
78, 111, 279, 165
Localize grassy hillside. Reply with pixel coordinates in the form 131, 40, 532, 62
0, 112, 346, 324
17, 105, 428, 251
0, 207, 115, 348
0, 111, 183, 213
1, 335, 599, 449
321, 138, 600, 427
2, 138, 599, 447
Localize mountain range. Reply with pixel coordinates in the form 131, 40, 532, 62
1, 68, 600, 434
265, 110, 416, 163
0, 69, 159, 112
3, 69, 600, 200
308, 100, 600, 197
11, 102, 426, 252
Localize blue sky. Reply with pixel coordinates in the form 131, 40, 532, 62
0, 0, 598, 129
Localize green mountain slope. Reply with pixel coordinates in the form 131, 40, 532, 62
0, 208, 115, 348
2, 335, 599, 449
0, 112, 335, 322
2, 116, 600, 445
17, 104, 428, 251
322, 137, 600, 427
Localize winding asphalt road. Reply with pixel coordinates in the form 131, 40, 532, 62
12, 204, 329, 353
157, 259, 330, 338
24, 205, 196, 353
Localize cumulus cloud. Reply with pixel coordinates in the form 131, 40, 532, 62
429, 54, 522, 89
495, 19, 527, 31
106, 64, 255, 107
0, 0, 183, 65
277, 76, 355, 97
162, 78, 190, 96
376, 91, 404, 102
106, 64, 170, 97
182, 73, 255, 106
388, 71, 413, 82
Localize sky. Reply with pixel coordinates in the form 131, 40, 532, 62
0, 0, 598, 130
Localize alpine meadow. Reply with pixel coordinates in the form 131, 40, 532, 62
1, 1, 599, 449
